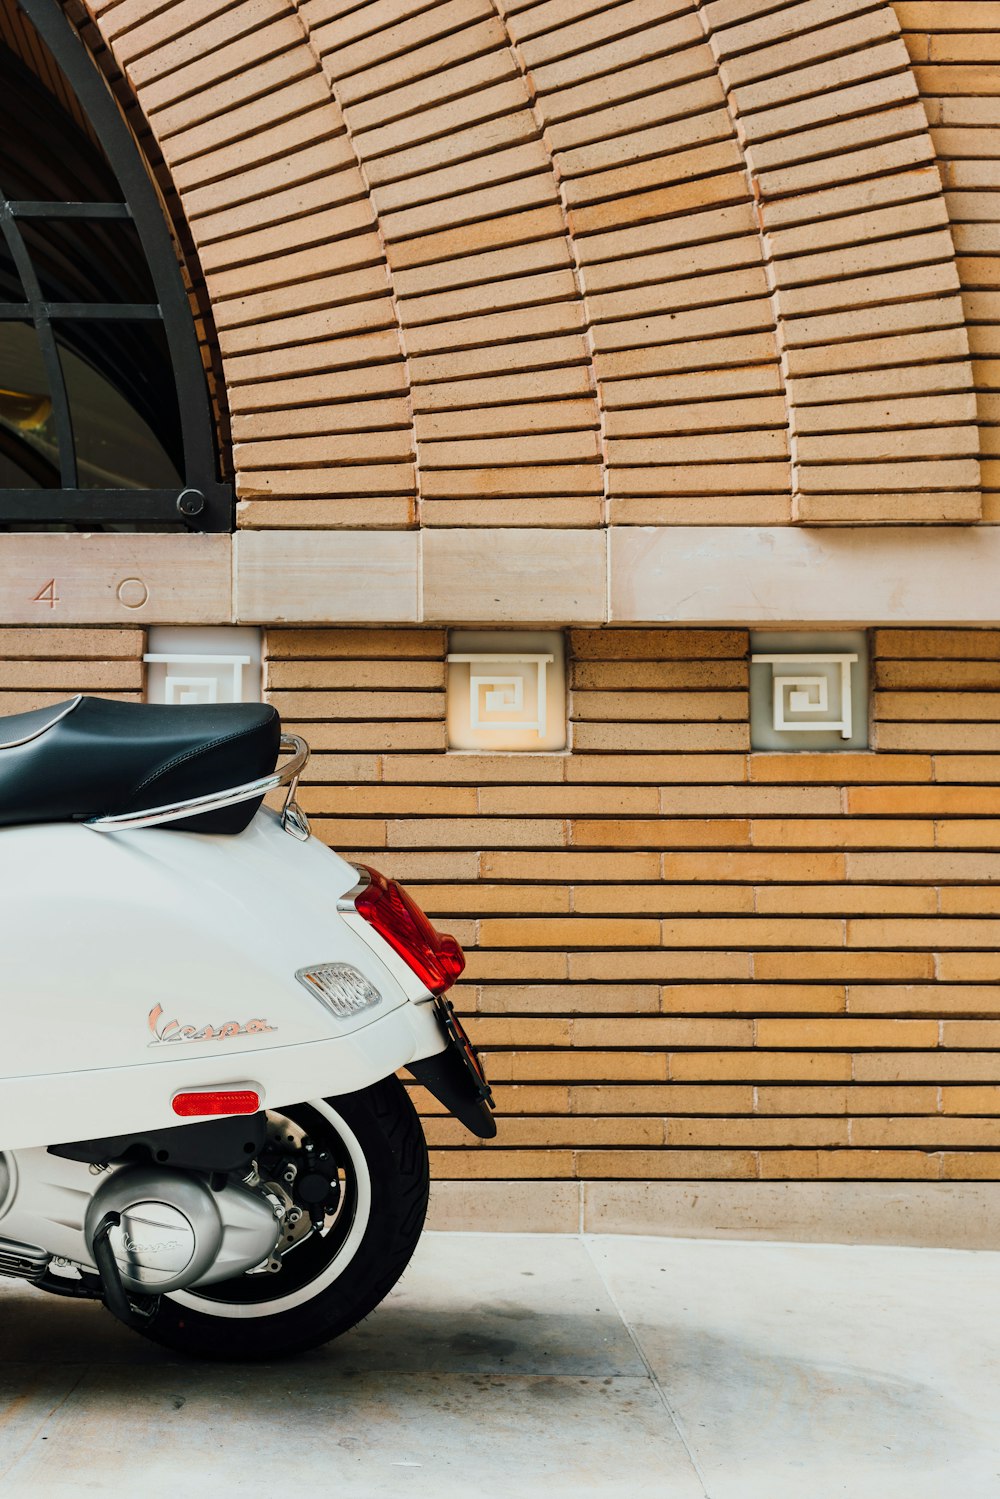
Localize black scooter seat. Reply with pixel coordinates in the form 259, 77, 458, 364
0, 695, 280, 833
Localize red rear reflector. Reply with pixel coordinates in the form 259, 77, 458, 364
172, 1089, 260, 1118
354, 865, 466, 995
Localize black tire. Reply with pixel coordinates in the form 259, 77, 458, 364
132, 1077, 429, 1360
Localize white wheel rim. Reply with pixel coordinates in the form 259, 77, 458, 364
168, 1099, 373, 1320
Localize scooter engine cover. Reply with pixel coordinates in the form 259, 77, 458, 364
84, 1167, 281, 1294
85, 1168, 225, 1293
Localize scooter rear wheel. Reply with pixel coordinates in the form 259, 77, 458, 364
132, 1075, 429, 1360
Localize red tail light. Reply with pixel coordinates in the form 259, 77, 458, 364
353, 865, 465, 995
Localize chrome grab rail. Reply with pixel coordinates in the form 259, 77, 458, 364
86, 734, 311, 840
0, 694, 82, 750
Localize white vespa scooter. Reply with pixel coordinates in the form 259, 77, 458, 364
0, 694, 494, 1359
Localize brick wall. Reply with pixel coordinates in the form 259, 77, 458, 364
0, 629, 143, 713
80, 0, 988, 528
897, 1, 1000, 526
267, 625, 1000, 1185
2, 626, 998, 1189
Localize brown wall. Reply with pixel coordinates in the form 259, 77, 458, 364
78, 0, 996, 529
12, 0, 998, 1212
263, 624, 1000, 1186
8, 624, 1000, 1189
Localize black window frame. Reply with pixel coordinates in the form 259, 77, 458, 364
0, 0, 231, 531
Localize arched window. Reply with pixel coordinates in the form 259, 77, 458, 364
0, 0, 229, 530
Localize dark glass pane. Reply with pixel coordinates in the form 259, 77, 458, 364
55, 320, 182, 489
0, 229, 24, 300
0, 7, 121, 203
0, 319, 58, 487
22, 218, 156, 303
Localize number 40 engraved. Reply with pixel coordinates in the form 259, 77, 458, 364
32, 579, 59, 609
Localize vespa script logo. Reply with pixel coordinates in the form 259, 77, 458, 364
122, 1231, 182, 1256
147, 1003, 276, 1047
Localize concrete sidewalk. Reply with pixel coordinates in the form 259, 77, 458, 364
0, 1231, 998, 1497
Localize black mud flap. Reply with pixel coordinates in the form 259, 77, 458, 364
408, 998, 497, 1139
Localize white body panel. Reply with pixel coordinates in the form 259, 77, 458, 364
0, 809, 446, 1150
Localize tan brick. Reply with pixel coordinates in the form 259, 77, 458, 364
758, 1150, 939, 1179
269, 690, 441, 720
663, 851, 845, 881
414, 884, 570, 915
750, 752, 932, 783
384, 755, 563, 784
573, 1018, 753, 1048
0, 629, 143, 658
752, 819, 934, 849
939, 1154, 1000, 1181
938, 953, 1000, 982
756, 1018, 939, 1049
756, 885, 936, 915
941, 1086, 1000, 1115
480, 851, 661, 880
479, 984, 660, 1014
302, 755, 381, 783
662, 984, 845, 1014
939, 887, 1000, 914
428, 1150, 575, 1178
849, 917, 1000, 948
312, 817, 386, 848
344, 852, 479, 881
478, 917, 660, 948
484, 1050, 668, 1082
568, 951, 751, 981
755, 1085, 939, 1115
847, 985, 1000, 1015
268, 660, 441, 690
472, 1018, 571, 1048
878, 691, 1000, 721
426, 1117, 665, 1148
575, 885, 755, 914
478, 787, 657, 816
670, 1051, 852, 1081
854, 1052, 1000, 1082
577, 1150, 756, 1179
573, 818, 750, 848
942, 1021, 1000, 1048
876, 629, 1000, 659
668, 1117, 849, 1147
847, 852, 1000, 881
301, 786, 477, 816
267, 629, 444, 659
0, 661, 141, 690
754, 952, 935, 981
662, 917, 843, 948
570, 1085, 753, 1114
574, 690, 746, 722
936, 820, 1000, 847
661, 786, 841, 816
737, 25, 910, 107
531, 6, 705, 94
570, 629, 747, 659
462, 950, 568, 982
876, 661, 1000, 691
848, 786, 1000, 815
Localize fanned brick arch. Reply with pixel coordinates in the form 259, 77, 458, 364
698, 0, 980, 523
81, 0, 980, 527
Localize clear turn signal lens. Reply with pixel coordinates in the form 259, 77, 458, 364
295, 962, 383, 1019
